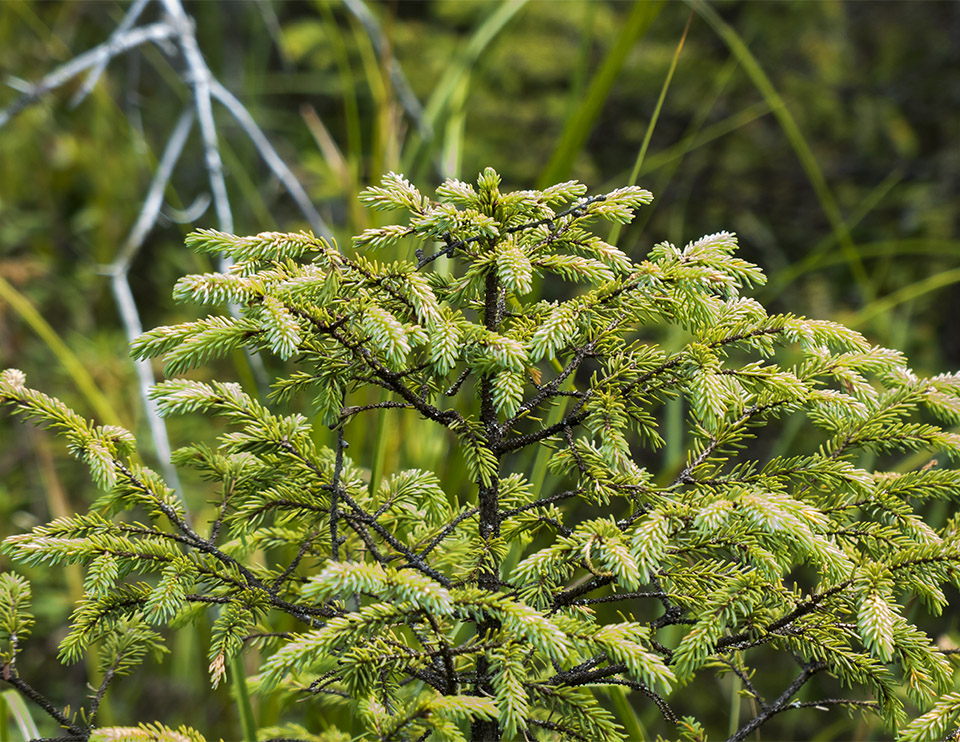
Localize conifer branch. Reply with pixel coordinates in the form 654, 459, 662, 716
88, 652, 122, 725
417, 507, 480, 558
425, 612, 458, 696
271, 530, 320, 593
335, 495, 452, 587
673, 400, 792, 486
501, 314, 624, 435
327, 324, 461, 429
445, 367, 472, 396
339, 401, 413, 421
413, 196, 609, 272
602, 677, 679, 724
717, 657, 764, 709
569, 590, 670, 607
528, 718, 589, 741
330, 427, 347, 564
716, 581, 853, 652
115, 461, 336, 625
500, 488, 582, 517
0, 669, 87, 736
551, 576, 615, 610
4, 170, 958, 740
727, 662, 827, 742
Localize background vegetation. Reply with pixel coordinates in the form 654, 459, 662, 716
0, 0, 958, 739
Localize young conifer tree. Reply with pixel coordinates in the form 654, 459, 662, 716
3, 169, 960, 742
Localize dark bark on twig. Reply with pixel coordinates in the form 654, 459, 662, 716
0, 669, 87, 737
472, 267, 504, 742
726, 662, 827, 742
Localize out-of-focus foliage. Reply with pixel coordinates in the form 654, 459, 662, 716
0, 0, 957, 739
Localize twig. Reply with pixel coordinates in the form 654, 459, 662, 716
339, 400, 412, 421
726, 662, 827, 742
717, 656, 764, 709
340, 0, 432, 140
444, 367, 471, 396
336, 488, 452, 586
0, 21, 177, 129
715, 580, 852, 652
116, 460, 335, 626
550, 576, 615, 611
0, 669, 87, 736
425, 612, 458, 696
569, 590, 669, 607
600, 677, 678, 724
104, 106, 194, 501
209, 79, 333, 239
418, 506, 480, 558
330, 427, 347, 562
500, 488, 581, 517
88, 652, 122, 725
70, 0, 153, 108
272, 529, 320, 593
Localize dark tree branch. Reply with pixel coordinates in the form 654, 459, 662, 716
716, 580, 853, 652
726, 662, 827, 742
0, 669, 87, 737
336, 495, 452, 587
569, 590, 670, 607
550, 576, 615, 612
418, 506, 480, 558
601, 677, 678, 724
88, 652, 122, 726
339, 400, 413, 421
272, 529, 320, 593
330, 427, 347, 563
500, 488, 582, 517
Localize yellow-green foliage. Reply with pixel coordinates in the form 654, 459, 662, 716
3, 170, 960, 741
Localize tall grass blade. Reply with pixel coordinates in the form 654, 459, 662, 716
441, 73, 470, 179
849, 267, 960, 329
538, 0, 665, 188
405, 0, 529, 178
349, 12, 390, 181
761, 168, 904, 299
609, 686, 649, 741
320, 2, 363, 203
690, 0, 872, 299
0, 275, 122, 426
230, 652, 257, 742
628, 99, 774, 186
609, 4, 695, 246
565, 2, 596, 125
0, 690, 41, 741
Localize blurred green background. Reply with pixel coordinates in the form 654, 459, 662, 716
0, 0, 958, 739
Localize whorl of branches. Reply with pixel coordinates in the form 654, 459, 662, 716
3, 169, 960, 741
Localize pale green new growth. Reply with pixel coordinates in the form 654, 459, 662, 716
0, 572, 33, 668
3, 168, 960, 741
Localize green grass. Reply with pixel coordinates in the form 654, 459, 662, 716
538, 0, 665, 189
690, 0, 872, 300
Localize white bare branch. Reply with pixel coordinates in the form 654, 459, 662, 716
0, 21, 176, 129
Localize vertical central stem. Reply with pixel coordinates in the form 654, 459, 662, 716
472, 268, 503, 742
